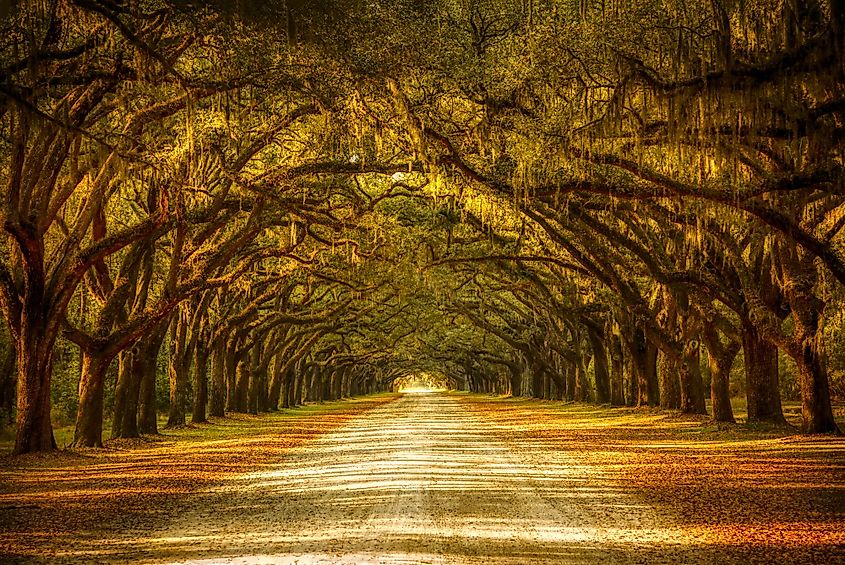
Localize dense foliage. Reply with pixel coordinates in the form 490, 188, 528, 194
1, 0, 843, 454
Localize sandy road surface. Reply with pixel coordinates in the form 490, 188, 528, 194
141, 392, 693, 564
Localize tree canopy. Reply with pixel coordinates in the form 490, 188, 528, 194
1, 0, 843, 454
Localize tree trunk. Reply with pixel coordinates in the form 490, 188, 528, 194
680, 341, 707, 414
574, 357, 587, 402
564, 362, 575, 401
138, 328, 166, 435
283, 368, 294, 408
13, 332, 56, 454
72, 350, 112, 448
629, 328, 659, 407
113, 346, 145, 437
742, 322, 786, 425
111, 349, 133, 437
509, 364, 522, 397
209, 340, 226, 417
192, 339, 210, 424
609, 334, 625, 406
225, 337, 239, 412
530, 358, 543, 399
234, 356, 250, 412
0, 336, 16, 430
795, 336, 839, 433
705, 339, 737, 424
166, 311, 191, 428
659, 354, 681, 409
779, 243, 840, 434
267, 353, 284, 410
586, 326, 610, 404
293, 366, 304, 406
247, 342, 261, 414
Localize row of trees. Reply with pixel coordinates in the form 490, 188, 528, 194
1, 0, 842, 454
367, 0, 845, 434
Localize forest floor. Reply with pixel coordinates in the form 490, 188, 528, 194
0, 392, 843, 564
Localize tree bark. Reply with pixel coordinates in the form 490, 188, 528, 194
71, 350, 113, 447
564, 362, 575, 401
702, 325, 738, 424
247, 341, 261, 414
268, 353, 285, 410
0, 335, 16, 430
234, 356, 250, 412
192, 338, 210, 423
609, 333, 625, 406
138, 327, 167, 435
680, 340, 707, 414
209, 340, 226, 417
166, 310, 191, 428
659, 354, 681, 409
586, 324, 610, 404
13, 332, 57, 454
742, 322, 786, 425
225, 336, 239, 412
629, 327, 659, 407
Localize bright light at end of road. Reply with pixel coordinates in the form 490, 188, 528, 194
399, 387, 440, 394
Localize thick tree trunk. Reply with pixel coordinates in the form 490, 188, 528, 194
166, 313, 191, 428
209, 341, 226, 417
574, 357, 589, 402
234, 357, 249, 412
113, 347, 145, 437
13, 333, 56, 454
530, 358, 543, 399
247, 343, 261, 414
609, 334, 625, 406
508, 365, 522, 397
192, 340, 210, 424
306, 363, 323, 402
680, 341, 707, 414
742, 322, 786, 425
267, 354, 283, 410
342, 369, 352, 398
283, 368, 294, 408
707, 347, 737, 424
138, 329, 166, 435
293, 367, 304, 406
564, 363, 575, 401
224, 337, 239, 412
779, 244, 840, 434
111, 349, 133, 437
0, 337, 16, 430
329, 369, 340, 400
72, 350, 112, 448
795, 336, 839, 433
659, 354, 681, 409
586, 327, 610, 404
629, 328, 659, 407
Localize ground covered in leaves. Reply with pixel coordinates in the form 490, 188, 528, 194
459, 395, 845, 563
1, 392, 843, 564
0, 395, 397, 562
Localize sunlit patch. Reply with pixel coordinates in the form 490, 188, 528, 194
400, 386, 441, 393
394, 371, 453, 393
3, 393, 843, 563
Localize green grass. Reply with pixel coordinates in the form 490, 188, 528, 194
0, 393, 399, 453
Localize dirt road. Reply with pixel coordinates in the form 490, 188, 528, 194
142, 392, 696, 564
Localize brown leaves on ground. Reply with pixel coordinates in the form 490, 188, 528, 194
458, 396, 845, 563
0, 396, 397, 561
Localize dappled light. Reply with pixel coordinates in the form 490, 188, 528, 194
394, 373, 453, 393
3, 392, 842, 563
1, 0, 845, 562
